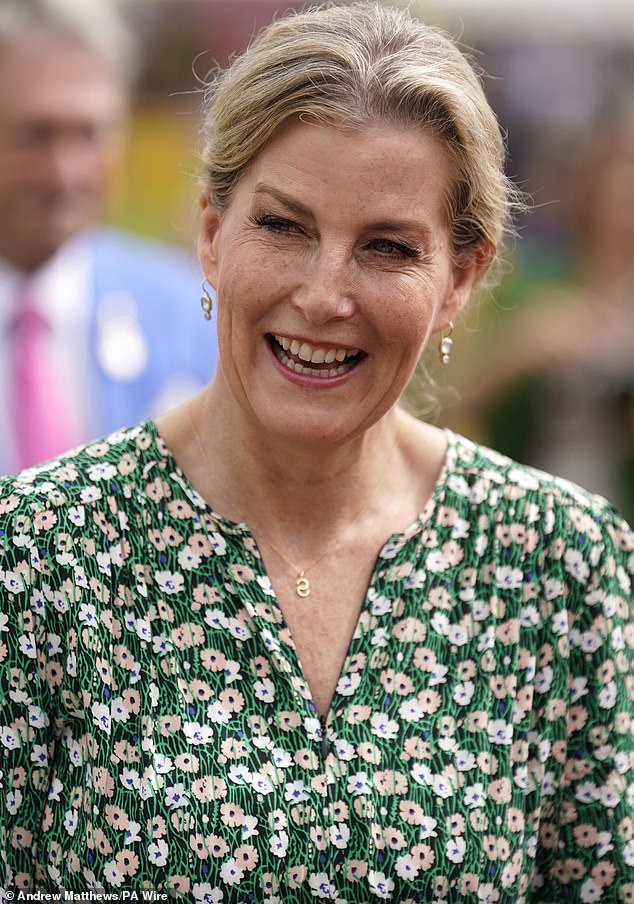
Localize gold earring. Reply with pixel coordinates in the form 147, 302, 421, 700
200, 281, 213, 320
438, 321, 454, 365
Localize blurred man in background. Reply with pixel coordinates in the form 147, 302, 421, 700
0, 0, 216, 473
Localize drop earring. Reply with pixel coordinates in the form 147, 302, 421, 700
438, 321, 454, 365
200, 281, 214, 320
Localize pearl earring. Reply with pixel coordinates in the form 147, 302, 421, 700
200, 281, 214, 320
438, 321, 454, 365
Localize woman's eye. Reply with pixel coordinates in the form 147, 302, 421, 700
370, 238, 420, 258
252, 214, 301, 234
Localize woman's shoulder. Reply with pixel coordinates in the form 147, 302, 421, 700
0, 420, 168, 517
442, 430, 633, 547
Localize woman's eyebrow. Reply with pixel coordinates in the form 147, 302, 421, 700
253, 184, 313, 220
254, 184, 434, 239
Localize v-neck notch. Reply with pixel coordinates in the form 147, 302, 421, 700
148, 417, 454, 722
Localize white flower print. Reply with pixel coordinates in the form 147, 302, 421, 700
63, 809, 78, 836
207, 701, 232, 725
67, 504, 85, 525
347, 771, 372, 795
103, 862, 125, 887
455, 750, 476, 771
487, 720, 513, 745
254, 678, 276, 702
428, 663, 449, 685
18, 632, 37, 658
183, 722, 214, 745
519, 605, 539, 627
192, 884, 224, 903
370, 712, 399, 740
564, 548, 590, 583
79, 485, 102, 503
228, 618, 252, 641
241, 815, 259, 840
3, 571, 24, 594
477, 884, 500, 903
219, 858, 244, 885
368, 871, 395, 899
164, 783, 189, 808
256, 574, 275, 596
535, 666, 553, 694
178, 546, 201, 571
426, 550, 451, 573
91, 702, 111, 734
5, 789, 22, 815
575, 782, 599, 804
87, 462, 117, 481
598, 681, 617, 709
418, 816, 438, 839
495, 566, 523, 591
228, 765, 252, 785
551, 610, 569, 635
410, 762, 432, 786
453, 680, 475, 706
398, 699, 423, 722
446, 836, 466, 864
284, 780, 307, 803
431, 774, 455, 799
395, 854, 419, 881
155, 570, 185, 594
110, 697, 130, 724
329, 822, 350, 849
579, 879, 603, 903
210, 532, 227, 555
124, 821, 142, 845
336, 672, 362, 696
203, 608, 229, 630
269, 831, 288, 858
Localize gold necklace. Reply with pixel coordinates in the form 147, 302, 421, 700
187, 399, 394, 599
266, 538, 343, 599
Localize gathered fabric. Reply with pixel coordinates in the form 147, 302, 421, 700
1, 421, 632, 901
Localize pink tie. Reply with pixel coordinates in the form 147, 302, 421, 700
12, 291, 79, 468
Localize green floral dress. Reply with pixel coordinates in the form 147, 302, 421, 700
1, 421, 633, 902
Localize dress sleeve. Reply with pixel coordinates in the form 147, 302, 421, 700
533, 507, 634, 901
0, 490, 60, 893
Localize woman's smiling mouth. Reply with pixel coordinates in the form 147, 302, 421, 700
269, 333, 364, 378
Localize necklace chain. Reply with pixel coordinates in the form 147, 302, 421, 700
264, 541, 335, 598
187, 399, 393, 598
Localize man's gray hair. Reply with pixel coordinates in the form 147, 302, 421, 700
0, 0, 138, 87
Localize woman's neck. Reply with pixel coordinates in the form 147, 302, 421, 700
158, 380, 445, 547
201, 382, 404, 526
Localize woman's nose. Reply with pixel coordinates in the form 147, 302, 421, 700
291, 247, 357, 325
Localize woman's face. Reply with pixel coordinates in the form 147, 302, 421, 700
199, 120, 481, 446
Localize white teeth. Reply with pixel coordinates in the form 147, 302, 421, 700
273, 334, 359, 366
276, 349, 357, 378
298, 342, 313, 362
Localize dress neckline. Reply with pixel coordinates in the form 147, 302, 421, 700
148, 417, 459, 549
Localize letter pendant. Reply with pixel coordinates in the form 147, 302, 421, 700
296, 572, 310, 598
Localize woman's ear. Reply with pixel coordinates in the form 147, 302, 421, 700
197, 195, 221, 286
436, 243, 492, 332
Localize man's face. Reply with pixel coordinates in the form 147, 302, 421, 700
0, 35, 127, 271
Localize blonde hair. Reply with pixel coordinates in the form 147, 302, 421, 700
201, 2, 523, 281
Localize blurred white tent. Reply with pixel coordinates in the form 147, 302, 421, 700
417, 0, 634, 40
